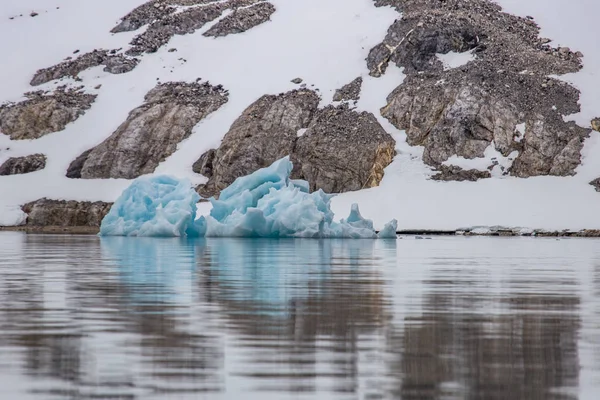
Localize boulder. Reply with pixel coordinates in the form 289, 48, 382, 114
21, 198, 112, 227
592, 118, 600, 132
291, 105, 396, 193
0, 89, 96, 140
333, 77, 363, 102
203, 2, 275, 37
72, 81, 228, 179
0, 154, 46, 175
196, 89, 320, 196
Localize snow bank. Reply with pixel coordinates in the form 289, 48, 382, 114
101, 157, 397, 238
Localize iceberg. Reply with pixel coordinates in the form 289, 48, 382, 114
100, 157, 397, 239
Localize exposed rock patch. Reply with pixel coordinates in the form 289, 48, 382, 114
121, 0, 273, 55
0, 88, 96, 140
333, 77, 363, 102
21, 198, 112, 227
196, 89, 320, 197
71, 81, 228, 179
203, 2, 275, 37
371, 0, 589, 178
291, 104, 396, 193
589, 178, 600, 192
30, 50, 139, 86
431, 165, 490, 182
195, 90, 395, 197
0, 154, 47, 176
592, 118, 600, 132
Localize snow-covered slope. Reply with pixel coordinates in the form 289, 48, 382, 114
1, 0, 600, 231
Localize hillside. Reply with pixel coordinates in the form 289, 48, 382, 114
1, 0, 599, 232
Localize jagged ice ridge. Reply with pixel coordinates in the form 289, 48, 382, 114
100, 157, 398, 238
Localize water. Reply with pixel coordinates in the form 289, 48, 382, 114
0, 232, 599, 400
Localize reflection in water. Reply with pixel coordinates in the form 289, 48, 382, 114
0, 233, 598, 399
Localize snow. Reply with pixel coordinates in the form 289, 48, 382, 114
436, 50, 476, 70
102, 157, 397, 238
443, 142, 519, 177
1, 0, 600, 232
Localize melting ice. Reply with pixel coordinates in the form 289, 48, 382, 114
100, 157, 397, 238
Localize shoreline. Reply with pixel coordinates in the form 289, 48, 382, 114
3, 226, 600, 238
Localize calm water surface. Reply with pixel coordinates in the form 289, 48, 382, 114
1, 232, 600, 399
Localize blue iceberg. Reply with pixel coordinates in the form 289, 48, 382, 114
100, 157, 397, 238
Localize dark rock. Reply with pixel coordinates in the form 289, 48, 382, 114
30, 50, 139, 86
0, 88, 96, 140
73, 81, 228, 179
333, 77, 363, 102
30, 12, 38, 17
431, 165, 491, 182
192, 148, 216, 177
65, 149, 92, 179
203, 2, 276, 38
21, 198, 112, 227
110, 0, 177, 33
590, 177, 600, 192
196, 89, 319, 196
0, 154, 46, 175
291, 78, 303, 84
291, 105, 396, 193
127, 3, 226, 55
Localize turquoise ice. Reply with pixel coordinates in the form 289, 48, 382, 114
100, 157, 397, 238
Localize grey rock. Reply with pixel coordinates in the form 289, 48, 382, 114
291, 105, 396, 193
74, 81, 228, 179
110, 1, 177, 33
291, 78, 303, 84
203, 2, 275, 38
373, 0, 589, 177
30, 50, 139, 86
127, 3, 227, 55
196, 89, 319, 197
431, 165, 491, 182
333, 77, 363, 102
590, 177, 600, 192
21, 198, 112, 227
192, 148, 216, 177
0, 88, 96, 140
65, 149, 92, 179
0, 153, 46, 175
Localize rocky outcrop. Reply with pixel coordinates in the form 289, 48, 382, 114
333, 77, 363, 102
123, 0, 272, 55
371, 0, 590, 178
590, 177, 600, 192
65, 149, 92, 179
592, 118, 600, 132
0, 88, 96, 140
197, 89, 319, 196
203, 2, 275, 37
0, 154, 46, 175
291, 105, 396, 193
431, 165, 491, 182
21, 198, 112, 227
196, 90, 396, 197
30, 50, 139, 86
70, 81, 228, 179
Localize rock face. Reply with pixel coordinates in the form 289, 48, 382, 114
0, 154, 46, 175
203, 2, 275, 37
196, 90, 396, 196
371, 0, 590, 178
590, 178, 600, 192
30, 50, 139, 86
431, 165, 491, 182
333, 77, 363, 102
122, 0, 273, 55
21, 198, 112, 227
70, 81, 228, 179
197, 89, 320, 196
0, 89, 96, 140
291, 105, 396, 193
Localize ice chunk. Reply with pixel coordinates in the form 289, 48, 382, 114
101, 157, 398, 239
378, 219, 398, 238
100, 175, 205, 237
